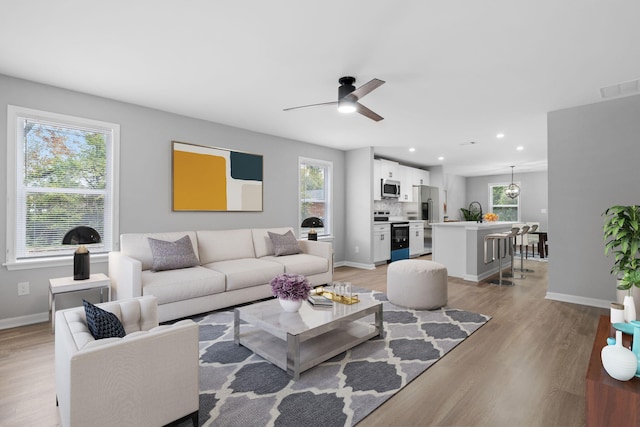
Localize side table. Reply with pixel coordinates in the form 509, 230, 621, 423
586, 315, 640, 426
49, 273, 111, 333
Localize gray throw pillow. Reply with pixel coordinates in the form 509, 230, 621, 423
148, 235, 199, 272
268, 230, 302, 256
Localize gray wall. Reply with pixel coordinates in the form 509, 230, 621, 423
0, 74, 346, 325
344, 147, 375, 267
547, 94, 640, 307
466, 171, 549, 229
445, 174, 467, 221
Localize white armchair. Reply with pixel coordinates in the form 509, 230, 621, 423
55, 296, 199, 427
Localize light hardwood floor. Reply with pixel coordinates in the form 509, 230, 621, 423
0, 256, 606, 426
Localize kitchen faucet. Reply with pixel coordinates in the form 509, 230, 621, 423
469, 201, 483, 222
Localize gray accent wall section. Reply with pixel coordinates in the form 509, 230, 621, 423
344, 147, 375, 267
0, 74, 345, 324
465, 171, 549, 229
547, 94, 640, 307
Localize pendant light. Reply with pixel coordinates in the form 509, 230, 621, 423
505, 165, 520, 199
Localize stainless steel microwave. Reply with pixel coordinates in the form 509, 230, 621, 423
381, 179, 400, 198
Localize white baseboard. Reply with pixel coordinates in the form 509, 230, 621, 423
340, 261, 376, 270
545, 292, 610, 309
0, 312, 49, 330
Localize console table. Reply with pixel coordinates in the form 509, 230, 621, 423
586, 315, 640, 426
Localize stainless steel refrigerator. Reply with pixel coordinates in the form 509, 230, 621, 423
413, 185, 440, 253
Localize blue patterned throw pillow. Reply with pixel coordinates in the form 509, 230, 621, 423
83, 299, 126, 340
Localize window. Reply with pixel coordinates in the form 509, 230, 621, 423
299, 157, 332, 238
6, 106, 119, 269
489, 182, 520, 221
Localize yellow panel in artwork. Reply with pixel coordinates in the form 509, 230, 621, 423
173, 151, 227, 210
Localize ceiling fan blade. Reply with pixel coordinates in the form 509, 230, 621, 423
356, 102, 384, 121
349, 78, 385, 100
283, 101, 337, 111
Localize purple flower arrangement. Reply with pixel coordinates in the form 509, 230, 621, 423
270, 273, 312, 301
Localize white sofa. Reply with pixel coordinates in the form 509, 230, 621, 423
108, 227, 333, 322
55, 296, 199, 427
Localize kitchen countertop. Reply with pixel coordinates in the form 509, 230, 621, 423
373, 219, 425, 224
431, 221, 515, 230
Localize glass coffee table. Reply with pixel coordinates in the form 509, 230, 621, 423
234, 293, 383, 379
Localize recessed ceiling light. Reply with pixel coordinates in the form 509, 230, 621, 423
438, 156, 444, 161
496, 133, 505, 139
516, 146, 524, 151
409, 148, 415, 152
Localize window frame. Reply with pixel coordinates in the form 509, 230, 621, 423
5, 105, 120, 270
298, 157, 332, 239
488, 181, 521, 222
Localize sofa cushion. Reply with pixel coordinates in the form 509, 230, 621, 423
142, 266, 226, 305
252, 227, 296, 258
204, 258, 284, 291
83, 299, 126, 340
197, 229, 255, 264
261, 254, 329, 277
121, 231, 199, 271
268, 230, 302, 256
148, 235, 200, 272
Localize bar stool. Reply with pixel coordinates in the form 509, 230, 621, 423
526, 224, 539, 259
484, 227, 519, 286
513, 225, 530, 278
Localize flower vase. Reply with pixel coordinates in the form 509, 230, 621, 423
601, 330, 637, 381
624, 295, 636, 322
279, 298, 303, 312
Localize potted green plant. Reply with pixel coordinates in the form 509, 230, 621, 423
603, 205, 640, 320
460, 207, 482, 222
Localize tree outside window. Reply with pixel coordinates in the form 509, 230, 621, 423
7, 106, 119, 266
299, 158, 332, 238
489, 183, 519, 221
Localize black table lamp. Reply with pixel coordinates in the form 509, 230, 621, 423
301, 217, 324, 241
62, 226, 102, 280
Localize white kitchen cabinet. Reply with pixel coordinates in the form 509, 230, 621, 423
373, 223, 391, 263
399, 165, 414, 202
409, 221, 425, 257
379, 159, 400, 180
415, 169, 430, 186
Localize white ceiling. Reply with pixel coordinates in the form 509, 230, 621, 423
1, 1, 639, 176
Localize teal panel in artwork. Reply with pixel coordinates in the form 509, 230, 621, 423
230, 151, 263, 181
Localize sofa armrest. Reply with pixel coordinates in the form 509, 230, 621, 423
61, 319, 199, 426
298, 240, 333, 269
108, 251, 143, 300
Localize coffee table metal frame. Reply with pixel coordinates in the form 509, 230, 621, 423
234, 297, 383, 380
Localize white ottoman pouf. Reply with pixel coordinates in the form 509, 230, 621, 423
387, 259, 448, 309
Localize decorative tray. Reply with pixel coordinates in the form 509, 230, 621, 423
314, 288, 359, 305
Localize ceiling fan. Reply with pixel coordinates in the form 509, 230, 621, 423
284, 76, 385, 121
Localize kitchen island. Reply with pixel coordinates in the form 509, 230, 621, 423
432, 221, 515, 282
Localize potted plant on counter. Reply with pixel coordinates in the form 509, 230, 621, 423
603, 205, 640, 321
270, 273, 312, 312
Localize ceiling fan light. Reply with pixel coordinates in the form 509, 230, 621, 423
338, 99, 356, 114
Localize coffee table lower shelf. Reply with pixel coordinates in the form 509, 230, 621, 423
237, 321, 379, 380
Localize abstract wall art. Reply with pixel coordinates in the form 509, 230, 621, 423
172, 141, 263, 211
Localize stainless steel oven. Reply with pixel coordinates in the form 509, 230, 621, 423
390, 222, 409, 262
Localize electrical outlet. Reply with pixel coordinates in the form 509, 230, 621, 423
18, 282, 30, 296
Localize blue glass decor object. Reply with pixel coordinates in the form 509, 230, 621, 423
630, 320, 640, 377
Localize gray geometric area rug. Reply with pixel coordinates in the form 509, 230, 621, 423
190, 289, 491, 426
